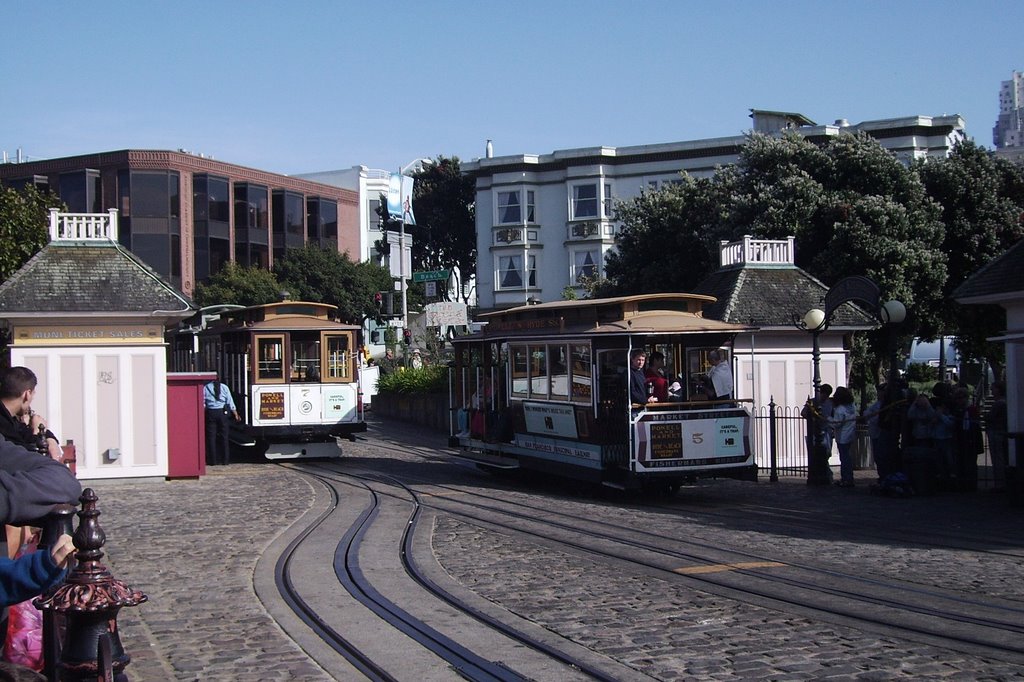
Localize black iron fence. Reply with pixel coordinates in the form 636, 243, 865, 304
752, 400, 1001, 487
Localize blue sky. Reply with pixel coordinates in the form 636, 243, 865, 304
3, 1, 1021, 175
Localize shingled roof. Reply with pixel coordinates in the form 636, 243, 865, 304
694, 264, 878, 330
952, 237, 1024, 303
0, 240, 194, 320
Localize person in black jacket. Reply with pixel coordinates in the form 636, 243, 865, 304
0, 433, 81, 526
0, 367, 62, 460
629, 349, 653, 405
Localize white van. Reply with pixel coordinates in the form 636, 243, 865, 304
906, 337, 961, 380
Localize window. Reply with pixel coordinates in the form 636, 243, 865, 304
507, 343, 591, 404
570, 344, 591, 403
603, 182, 613, 218
497, 254, 537, 290
497, 188, 536, 224
325, 334, 352, 381
59, 169, 101, 213
571, 183, 598, 219
572, 249, 600, 282
234, 183, 269, 231
497, 191, 521, 223
529, 345, 549, 399
290, 332, 321, 382
256, 335, 285, 382
511, 346, 529, 399
549, 345, 568, 399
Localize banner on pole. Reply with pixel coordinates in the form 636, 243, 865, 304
386, 174, 416, 225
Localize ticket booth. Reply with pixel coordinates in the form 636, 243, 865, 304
0, 209, 196, 479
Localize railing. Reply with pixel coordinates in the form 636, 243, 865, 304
752, 402, 810, 478
48, 208, 119, 242
719, 235, 795, 268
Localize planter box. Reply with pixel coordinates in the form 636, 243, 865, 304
374, 392, 449, 432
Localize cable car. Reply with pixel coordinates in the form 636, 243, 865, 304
170, 301, 366, 459
449, 293, 757, 491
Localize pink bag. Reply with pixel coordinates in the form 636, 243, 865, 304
3, 531, 44, 672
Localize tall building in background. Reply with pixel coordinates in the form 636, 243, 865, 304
0, 150, 359, 297
994, 71, 1024, 148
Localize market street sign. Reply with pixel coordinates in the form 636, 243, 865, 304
412, 269, 450, 283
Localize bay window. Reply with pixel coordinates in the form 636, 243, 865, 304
496, 254, 537, 290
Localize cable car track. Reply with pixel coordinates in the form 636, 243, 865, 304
293, 457, 1024, 665
274, 466, 628, 681
366, 431, 1024, 564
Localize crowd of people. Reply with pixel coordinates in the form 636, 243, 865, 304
805, 376, 1007, 493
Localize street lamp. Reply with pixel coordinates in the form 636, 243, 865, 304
795, 276, 904, 486
393, 158, 433, 329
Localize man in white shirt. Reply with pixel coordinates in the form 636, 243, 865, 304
706, 350, 734, 400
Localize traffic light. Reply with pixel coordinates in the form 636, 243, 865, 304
402, 328, 412, 345
374, 291, 383, 310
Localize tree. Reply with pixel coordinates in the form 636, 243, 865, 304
727, 133, 947, 329
0, 185, 63, 283
916, 141, 1024, 371
192, 262, 282, 308
604, 175, 733, 295
605, 132, 951, 384
273, 246, 393, 324
408, 157, 476, 303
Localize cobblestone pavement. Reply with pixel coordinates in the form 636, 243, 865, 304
78, 418, 1024, 681
95, 466, 333, 682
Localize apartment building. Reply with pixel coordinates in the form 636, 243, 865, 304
463, 110, 966, 311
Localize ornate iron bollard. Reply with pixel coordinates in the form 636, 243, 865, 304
35, 488, 147, 681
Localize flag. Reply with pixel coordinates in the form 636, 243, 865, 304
386, 174, 417, 225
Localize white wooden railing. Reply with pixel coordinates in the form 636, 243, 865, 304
48, 208, 119, 242
719, 235, 795, 267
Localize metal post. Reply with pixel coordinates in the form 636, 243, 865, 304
399, 218, 407, 329
768, 396, 778, 482
36, 489, 147, 682
807, 327, 831, 485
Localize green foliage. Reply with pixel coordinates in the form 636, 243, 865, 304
273, 246, 393, 324
604, 175, 732, 295
916, 141, 1024, 369
409, 157, 476, 303
375, 363, 447, 394
0, 185, 62, 282
904, 362, 937, 384
728, 133, 947, 328
192, 262, 282, 307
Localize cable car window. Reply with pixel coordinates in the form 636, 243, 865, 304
511, 346, 528, 399
530, 345, 549, 399
291, 332, 321, 382
550, 344, 569, 399
570, 344, 591, 403
325, 334, 351, 381
256, 335, 284, 382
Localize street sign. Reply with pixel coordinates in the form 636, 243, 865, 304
412, 269, 450, 283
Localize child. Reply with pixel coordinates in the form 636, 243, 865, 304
0, 532, 74, 607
